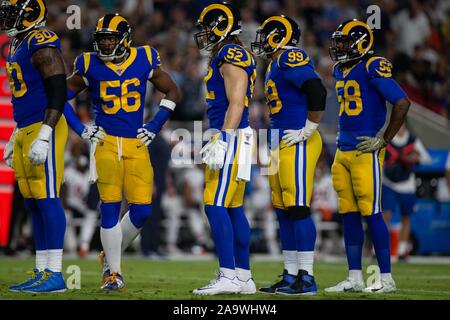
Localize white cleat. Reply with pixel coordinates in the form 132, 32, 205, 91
237, 278, 256, 294
363, 279, 396, 293
192, 272, 241, 295
324, 278, 365, 293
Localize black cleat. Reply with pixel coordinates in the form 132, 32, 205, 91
259, 269, 297, 294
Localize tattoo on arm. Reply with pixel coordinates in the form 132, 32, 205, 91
31, 47, 66, 78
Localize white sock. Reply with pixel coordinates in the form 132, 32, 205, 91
297, 251, 314, 275
101, 223, 122, 273
36, 250, 47, 271
47, 249, 63, 272
283, 250, 297, 275
120, 211, 142, 252
399, 241, 408, 256
236, 268, 252, 282
381, 273, 393, 282
220, 267, 236, 279
349, 269, 363, 283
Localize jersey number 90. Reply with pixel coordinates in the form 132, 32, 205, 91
6, 62, 28, 98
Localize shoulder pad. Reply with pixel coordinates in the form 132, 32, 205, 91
142, 45, 162, 69
74, 52, 93, 75
277, 48, 310, 69
218, 44, 253, 68
366, 56, 393, 78
28, 29, 60, 53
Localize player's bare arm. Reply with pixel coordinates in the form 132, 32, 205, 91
150, 66, 182, 103
221, 62, 248, 131
67, 71, 88, 95
383, 97, 411, 144
31, 47, 67, 128
138, 66, 181, 147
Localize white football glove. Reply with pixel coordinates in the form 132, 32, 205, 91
81, 125, 105, 143
3, 128, 16, 168
28, 124, 52, 165
200, 133, 228, 170
137, 127, 156, 147
282, 119, 319, 147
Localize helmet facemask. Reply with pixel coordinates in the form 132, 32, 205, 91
93, 30, 129, 62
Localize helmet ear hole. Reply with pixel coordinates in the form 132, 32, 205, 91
270, 34, 279, 44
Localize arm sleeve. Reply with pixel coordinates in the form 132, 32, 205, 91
300, 78, 327, 111
64, 102, 84, 136
143, 108, 171, 134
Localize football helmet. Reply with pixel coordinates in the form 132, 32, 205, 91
194, 2, 241, 51
0, 0, 47, 38
93, 13, 131, 62
329, 19, 374, 63
251, 15, 300, 57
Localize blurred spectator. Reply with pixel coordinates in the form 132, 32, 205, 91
382, 123, 431, 260
62, 151, 98, 258
311, 145, 340, 254
391, 0, 431, 57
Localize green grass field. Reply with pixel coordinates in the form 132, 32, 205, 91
1, 258, 449, 300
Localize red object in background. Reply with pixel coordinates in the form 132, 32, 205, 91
0, 186, 13, 246
0, 72, 12, 100
0, 34, 10, 69
0, 34, 13, 247
0, 122, 14, 140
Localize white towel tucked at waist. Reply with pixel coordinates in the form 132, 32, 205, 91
236, 126, 254, 182
88, 142, 98, 184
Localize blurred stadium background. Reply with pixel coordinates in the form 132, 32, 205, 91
0, 0, 450, 268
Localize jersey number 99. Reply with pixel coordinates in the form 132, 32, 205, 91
265, 79, 282, 115
100, 78, 141, 114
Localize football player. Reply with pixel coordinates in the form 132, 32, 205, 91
2, 0, 69, 293
251, 16, 327, 295
66, 13, 181, 291
192, 2, 257, 295
325, 20, 410, 293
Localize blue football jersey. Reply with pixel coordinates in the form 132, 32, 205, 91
74, 46, 160, 138
333, 56, 407, 151
6, 28, 61, 128
204, 44, 257, 130
264, 48, 319, 130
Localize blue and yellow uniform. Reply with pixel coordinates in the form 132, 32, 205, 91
265, 48, 322, 209
331, 56, 407, 216
73, 46, 161, 204
7, 28, 67, 199
203, 43, 256, 207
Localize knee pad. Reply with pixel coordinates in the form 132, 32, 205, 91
100, 202, 121, 229
286, 206, 311, 220
129, 204, 152, 228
